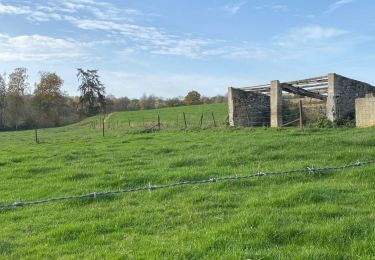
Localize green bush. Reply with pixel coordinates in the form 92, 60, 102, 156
310, 116, 333, 128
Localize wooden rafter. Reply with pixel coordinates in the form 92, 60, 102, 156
280, 83, 327, 100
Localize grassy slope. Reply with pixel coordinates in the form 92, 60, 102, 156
1, 103, 375, 259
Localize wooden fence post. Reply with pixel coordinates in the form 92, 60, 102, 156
157, 114, 161, 130
200, 113, 203, 128
102, 117, 105, 137
183, 112, 187, 129
299, 100, 304, 132
35, 128, 39, 144
212, 112, 216, 127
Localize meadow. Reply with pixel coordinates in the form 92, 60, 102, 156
1, 103, 375, 259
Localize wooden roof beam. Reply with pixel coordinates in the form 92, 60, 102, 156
280, 83, 327, 101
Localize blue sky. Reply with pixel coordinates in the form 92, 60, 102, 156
0, 0, 374, 98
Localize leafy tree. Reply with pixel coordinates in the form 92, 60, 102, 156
184, 90, 201, 105
33, 72, 64, 127
0, 74, 6, 128
77, 68, 106, 115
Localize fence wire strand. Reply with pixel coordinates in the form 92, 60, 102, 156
1, 160, 374, 209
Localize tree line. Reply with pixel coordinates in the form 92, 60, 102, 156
0, 68, 227, 131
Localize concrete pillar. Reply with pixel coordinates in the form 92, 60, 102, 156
326, 73, 337, 121
228, 87, 235, 126
271, 80, 282, 127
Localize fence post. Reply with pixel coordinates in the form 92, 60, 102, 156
183, 112, 187, 129
176, 114, 179, 128
35, 128, 39, 144
128, 119, 131, 127
299, 100, 304, 132
157, 114, 161, 130
212, 112, 216, 127
200, 113, 203, 128
102, 117, 105, 137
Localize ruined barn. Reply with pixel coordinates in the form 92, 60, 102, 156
228, 73, 375, 127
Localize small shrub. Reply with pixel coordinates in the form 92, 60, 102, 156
334, 118, 356, 128
311, 116, 333, 128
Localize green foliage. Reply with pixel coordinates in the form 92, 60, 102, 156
184, 90, 201, 105
311, 116, 333, 128
32, 72, 64, 127
0, 103, 375, 258
77, 68, 106, 116
334, 112, 356, 128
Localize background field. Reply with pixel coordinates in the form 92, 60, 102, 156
1, 103, 375, 259
88, 103, 229, 131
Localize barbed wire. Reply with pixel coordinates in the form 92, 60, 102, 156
1, 160, 374, 209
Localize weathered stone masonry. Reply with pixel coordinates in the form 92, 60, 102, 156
228, 87, 270, 127
356, 94, 375, 128
326, 73, 375, 121
228, 73, 375, 127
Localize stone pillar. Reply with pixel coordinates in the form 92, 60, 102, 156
228, 87, 235, 126
326, 73, 336, 121
271, 80, 282, 127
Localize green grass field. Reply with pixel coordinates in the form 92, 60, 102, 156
1, 103, 375, 259
89, 103, 229, 131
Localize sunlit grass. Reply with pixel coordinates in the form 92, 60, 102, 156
0, 103, 375, 258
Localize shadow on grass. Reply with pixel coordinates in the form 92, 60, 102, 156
27, 167, 60, 175
0, 161, 7, 167
0, 240, 13, 255
63, 172, 94, 181
65, 194, 119, 207
169, 158, 206, 168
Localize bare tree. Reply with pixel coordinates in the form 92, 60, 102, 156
6, 68, 29, 129
0, 74, 6, 128
8, 68, 29, 95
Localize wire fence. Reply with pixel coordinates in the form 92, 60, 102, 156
86, 111, 229, 133
282, 97, 327, 126
1, 160, 374, 209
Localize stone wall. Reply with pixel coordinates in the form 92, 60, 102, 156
355, 94, 375, 128
228, 87, 270, 127
270, 80, 282, 127
327, 73, 375, 121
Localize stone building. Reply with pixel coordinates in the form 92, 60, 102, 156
228, 73, 375, 127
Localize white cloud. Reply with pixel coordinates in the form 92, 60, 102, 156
203, 43, 273, 60
0, 1, 211, 59
255, 4, 289, 12
326, 0, 355, 13
0, 0, 143, 22
223, 1, 247, 15
277, 25, 347, 46
0, 34, 84, 61
0, 3, 30, 14
0, 1, 362, 65
72, 19, 211, 58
